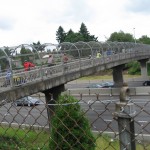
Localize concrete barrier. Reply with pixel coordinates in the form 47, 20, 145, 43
135, 87, 150, 95
65, 87, 150, 96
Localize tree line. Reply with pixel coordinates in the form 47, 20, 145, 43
1, 22, 150, 72
56, 22, 150, 44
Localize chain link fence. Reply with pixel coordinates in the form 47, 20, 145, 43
0, 87, 150, 149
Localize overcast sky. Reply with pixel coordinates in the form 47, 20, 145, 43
0, 0, 150, 47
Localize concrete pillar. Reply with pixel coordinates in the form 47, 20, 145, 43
113, 64, 124, 87
43, 84, 65, 128
139, 59, 149, 80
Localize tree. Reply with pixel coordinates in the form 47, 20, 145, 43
32, 41, 45, 52
79, 23, 90, 41
79, 23, 98, 42
3, 46, 11, 56
49, 94, 95, 150
64, 31, 84, 43
56, 26, 66, 43
0, 49, 9, 70
20, 46, 32, 65
138, 35, 150, 44
56, 23, 98, 43
108, 31, 134, 42
126, 61, 141, 75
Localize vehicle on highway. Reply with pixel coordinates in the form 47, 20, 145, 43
143, 81, 150, 86
100, 81, 114, 88
87, 81, 114, 88
13, 96, 42, 107
86, 83, 103, 88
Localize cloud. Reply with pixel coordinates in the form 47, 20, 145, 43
125, 0, 150, 14
64, 0, 95, 22
0, 0, 150, 47
0, 17, 15, 30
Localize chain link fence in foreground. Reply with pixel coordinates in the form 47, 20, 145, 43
0, 87, 150, 149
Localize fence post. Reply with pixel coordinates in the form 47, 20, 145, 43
114, 86, 136, 150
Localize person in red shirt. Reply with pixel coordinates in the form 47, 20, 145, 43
23, 60, 35, 71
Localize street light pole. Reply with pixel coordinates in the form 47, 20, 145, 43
133, 28, 136, 44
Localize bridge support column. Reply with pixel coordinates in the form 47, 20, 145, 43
139, 59, 149, 80
113, 65, 124, 87
43, 84, 65, 128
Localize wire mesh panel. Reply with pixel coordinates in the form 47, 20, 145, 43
0, 91, 150, 149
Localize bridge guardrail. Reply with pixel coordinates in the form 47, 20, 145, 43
0, 46, 150, 90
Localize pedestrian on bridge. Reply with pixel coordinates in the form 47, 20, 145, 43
96, 52, 101, 58
62, 53, 69, 71
47, 54, 54, 67
23, 60, 35, 71
63, 53, 68, 63
5, 68, 11, 86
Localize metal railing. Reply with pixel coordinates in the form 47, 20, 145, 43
0, 48, 150, 90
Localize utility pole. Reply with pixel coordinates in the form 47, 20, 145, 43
133, 28, 136, 44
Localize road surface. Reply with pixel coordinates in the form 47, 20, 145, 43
0, 94, 149, 135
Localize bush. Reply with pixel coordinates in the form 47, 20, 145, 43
0, 136, 21, 150
147, 63, 150, 75
49, 94, 96, 150
126, 61, 141, 75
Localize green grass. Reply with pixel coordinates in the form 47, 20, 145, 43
78, 74, 141, 80
0, 127, 150, 150
95, 134, 120, 150
0, 127, 50, 150
95, 134, 150, 150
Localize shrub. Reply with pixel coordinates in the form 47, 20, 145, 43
49, 94, 96, 150
0, 136, 21, 150
126, 61, 141, 75
147, 63, 150, 75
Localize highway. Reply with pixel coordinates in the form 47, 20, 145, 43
0, 94, 150, 135
0, 79, 150, 135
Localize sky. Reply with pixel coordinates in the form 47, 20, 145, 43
0, 0, 150, 47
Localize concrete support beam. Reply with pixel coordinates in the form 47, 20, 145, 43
139, 59, 149, 80
43, 84, 65, 128
113, 64, 125, 87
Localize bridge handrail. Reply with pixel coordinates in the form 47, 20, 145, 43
0, 42, 150, 90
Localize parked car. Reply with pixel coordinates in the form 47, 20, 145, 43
143, 81, 150, 86
13, 96, 42, 107
86, 83, 103, 88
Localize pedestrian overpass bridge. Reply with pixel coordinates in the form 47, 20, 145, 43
0, 41, 150, 102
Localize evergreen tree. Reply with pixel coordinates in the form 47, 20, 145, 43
32, 41, 45, 52
79, 23, 98, 42
65, 31, 84, 43
56, 26, 66, 43
49, 94, 95, 150
79, 22, 90, 41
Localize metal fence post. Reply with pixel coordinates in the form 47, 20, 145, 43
114, 86, 136, 150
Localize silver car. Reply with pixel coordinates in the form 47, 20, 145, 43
13, 96, 41, 107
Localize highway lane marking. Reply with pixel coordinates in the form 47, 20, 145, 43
104, 119, 112, 122
104, 120, 149, 123
138, 121, 148, 123
83, 108, 106, 112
